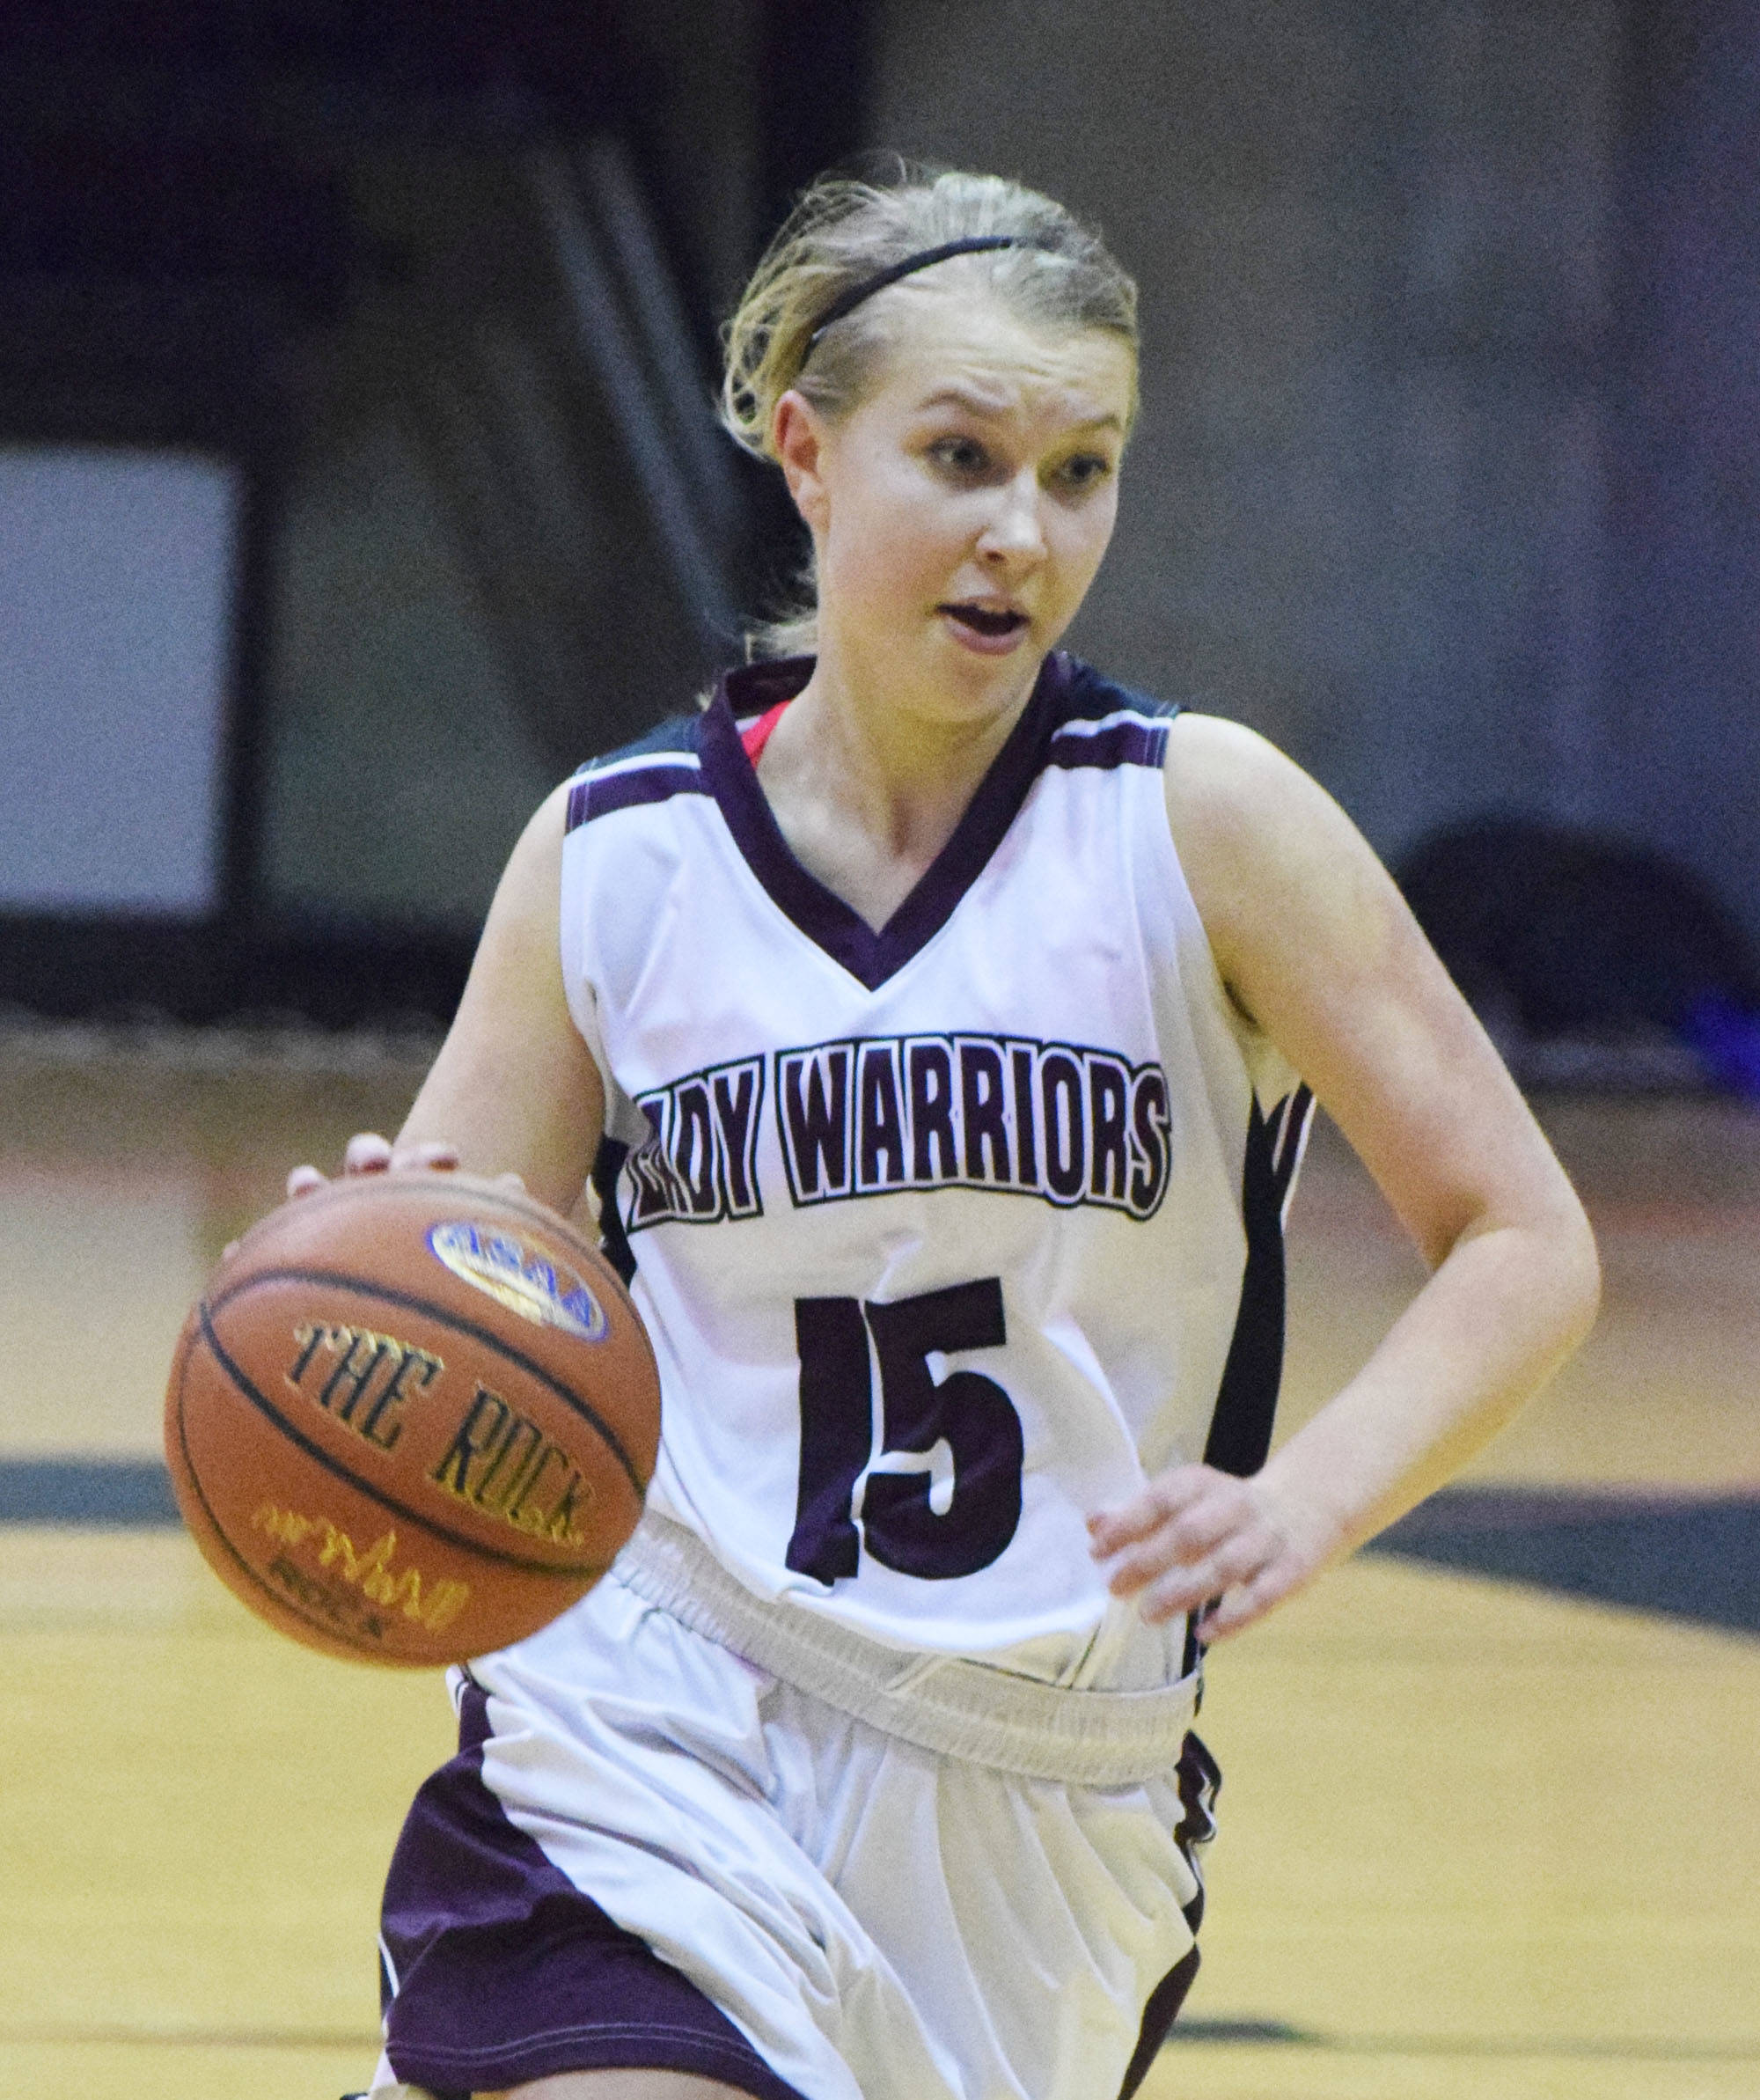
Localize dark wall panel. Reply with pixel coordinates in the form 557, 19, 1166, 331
873, 0, 1757, 948
1608, 2, 1760, 951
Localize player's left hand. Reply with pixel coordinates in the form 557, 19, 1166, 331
1087, 1465, 1333, 1641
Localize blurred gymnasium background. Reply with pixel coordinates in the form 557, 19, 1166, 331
0, 5, 1756, 2098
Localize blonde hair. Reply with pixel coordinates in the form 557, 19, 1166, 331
721, 164, 1139, 657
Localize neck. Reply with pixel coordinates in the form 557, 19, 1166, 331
752, 637, 1045, 930
784, 634, 1041, 854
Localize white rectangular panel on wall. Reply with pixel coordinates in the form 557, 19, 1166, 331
0, 446, 241, 916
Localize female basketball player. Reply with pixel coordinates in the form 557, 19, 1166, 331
306, 168, 1599, 2100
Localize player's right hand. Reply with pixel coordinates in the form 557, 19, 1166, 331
286, 1133, 462, 1201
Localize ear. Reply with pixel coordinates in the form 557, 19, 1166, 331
773, 390, 831, 532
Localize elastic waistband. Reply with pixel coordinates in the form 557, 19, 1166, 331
612, 1514, 1199, 1786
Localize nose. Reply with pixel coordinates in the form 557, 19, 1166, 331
975, 467, 1047, 575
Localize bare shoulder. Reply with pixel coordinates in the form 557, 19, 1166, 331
1162, 711, 1399, 1002
441, 777, 578, 1014
1161, 712, 1581, 1264
395, 777, 603, 1210
1162, 707, 1296, 816
462, 775, 580, 1035
494, 775, 575, 922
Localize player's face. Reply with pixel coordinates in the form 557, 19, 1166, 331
780, 293, 1134, 716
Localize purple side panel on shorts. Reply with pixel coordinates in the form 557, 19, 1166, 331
1172, 1727, 1221, 1935
1114, 1729, 1223, 2100
1117, 1945, 1201, 2100
379, 1678, 809, 2100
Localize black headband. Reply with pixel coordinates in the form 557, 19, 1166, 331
801, 236, 1052, 360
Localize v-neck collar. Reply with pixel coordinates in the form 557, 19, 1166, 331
697, 652, 1072, 993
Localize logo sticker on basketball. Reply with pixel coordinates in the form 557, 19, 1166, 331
427, 1221, 611, 1342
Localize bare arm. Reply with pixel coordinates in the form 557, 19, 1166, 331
291, 782, 605, 1216
1089, 715, 1600, 1638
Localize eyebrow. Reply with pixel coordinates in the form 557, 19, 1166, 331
915, 386, 1126, 433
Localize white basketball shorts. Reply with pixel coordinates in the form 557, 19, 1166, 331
367, 1557, 1217, 2100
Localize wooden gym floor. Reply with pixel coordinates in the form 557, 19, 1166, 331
0, 1035, 1755, 2100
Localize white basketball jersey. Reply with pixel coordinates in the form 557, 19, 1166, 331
559, 652, 1311, 1682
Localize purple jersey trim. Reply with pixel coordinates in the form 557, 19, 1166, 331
1046, 718, 1170, 771
378, 1679, 807, 2100
699, 652, 1079, 993
569, 761, 710, 828
566, 653, 1177, 988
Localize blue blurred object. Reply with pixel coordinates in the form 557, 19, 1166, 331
1683, 995, 1760, 1101
1369, 1485, 1760, 1637
1397, 819, 1760, 1098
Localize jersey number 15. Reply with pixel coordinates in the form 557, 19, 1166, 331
785, 1277, 1024, 1584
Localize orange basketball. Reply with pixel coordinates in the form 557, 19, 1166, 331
164, 1171, 660, 1667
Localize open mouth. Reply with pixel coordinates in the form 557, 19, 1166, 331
941, 603, 1030, 639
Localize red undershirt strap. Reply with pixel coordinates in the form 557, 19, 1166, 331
739, 700, 790, 767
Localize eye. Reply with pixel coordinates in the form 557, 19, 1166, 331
1052, 451, 1115, 494
928, 435, 992, 478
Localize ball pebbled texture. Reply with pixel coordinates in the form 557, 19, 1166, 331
164, 1171, 660, 1667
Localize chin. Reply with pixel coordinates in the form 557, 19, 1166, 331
925, 641, 1044, 724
